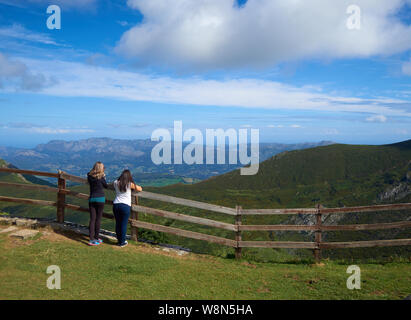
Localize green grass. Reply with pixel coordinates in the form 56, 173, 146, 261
0, 226, 410, 300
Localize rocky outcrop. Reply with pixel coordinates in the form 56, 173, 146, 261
378, 171, 411, 202
9, 229, 39, 240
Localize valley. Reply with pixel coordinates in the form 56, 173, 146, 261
0, 138, 334, 185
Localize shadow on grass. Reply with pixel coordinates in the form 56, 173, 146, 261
47, 226, 119, 247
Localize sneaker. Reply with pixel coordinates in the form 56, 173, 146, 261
88, 240, 98, 246
96, 239, 103, 244
118, 241, 128, 247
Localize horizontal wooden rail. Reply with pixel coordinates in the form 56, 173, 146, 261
240, 221, 411, 231
0, 181, 59, 193
320, 239, 411, 249
239, 224, 317, 231
130, 219, 237, 247
320, 203, 411, 214
59, 171, 87, 184
62, 189, 89, 200
64, 203, 88, 213
239, 241, 317, 249
0, 167, 59, 178
61, 189, 114, 205
0, 195, 56, 207
321, 221, 411, 231
137, 191, 237, 216
241, 208, 318, 215
241, 203, 411, 215
64, 204, 114, 220
132, 204, 237, 232
0, 182, 115, 206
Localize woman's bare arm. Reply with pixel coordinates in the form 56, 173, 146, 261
131, 183, 143, 192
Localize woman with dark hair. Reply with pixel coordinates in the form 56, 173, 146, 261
113, 169, 142, 247
87, 161, 108, 246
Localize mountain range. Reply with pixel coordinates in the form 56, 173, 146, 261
0, 138, 334, 185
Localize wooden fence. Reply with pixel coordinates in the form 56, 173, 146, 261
0, 167, 411, 262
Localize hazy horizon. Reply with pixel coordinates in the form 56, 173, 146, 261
1, 135, 409, 150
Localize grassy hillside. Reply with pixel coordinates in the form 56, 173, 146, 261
0, 159, 54, 187
139, 140, 411, 261
0, 160, 55, 219
0, 224, 410, 300
0, 160, 96, 226
154, 140, 411, 208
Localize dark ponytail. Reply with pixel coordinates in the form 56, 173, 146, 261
117, 169, 134, 192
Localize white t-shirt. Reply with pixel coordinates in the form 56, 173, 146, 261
113, 180, 132, 206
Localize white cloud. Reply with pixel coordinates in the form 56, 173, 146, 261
116, 0, 411, 70
366, 114, 387, 122
0, 24, 59, 46
30, 127, 94, 134
290, 124, 302, 128
0, 53, 47, 90
5, 57, 408, 118
0, 122, 95, 134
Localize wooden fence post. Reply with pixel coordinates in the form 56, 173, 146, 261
314, 204, 323, 263
56, 170, 66, 223
235, 205, 242, 259
130, 194, 139, 242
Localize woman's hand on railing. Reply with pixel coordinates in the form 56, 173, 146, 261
131, 183, 143, 192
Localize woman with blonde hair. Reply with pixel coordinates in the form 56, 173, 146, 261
87, 161, 108, 246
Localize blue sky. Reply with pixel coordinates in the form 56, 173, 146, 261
0, 0, 411, 147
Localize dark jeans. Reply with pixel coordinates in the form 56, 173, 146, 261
89, 202, 104, 241
113, 203, 131, 245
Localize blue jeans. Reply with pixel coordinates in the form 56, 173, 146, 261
113, 203, 131, 245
